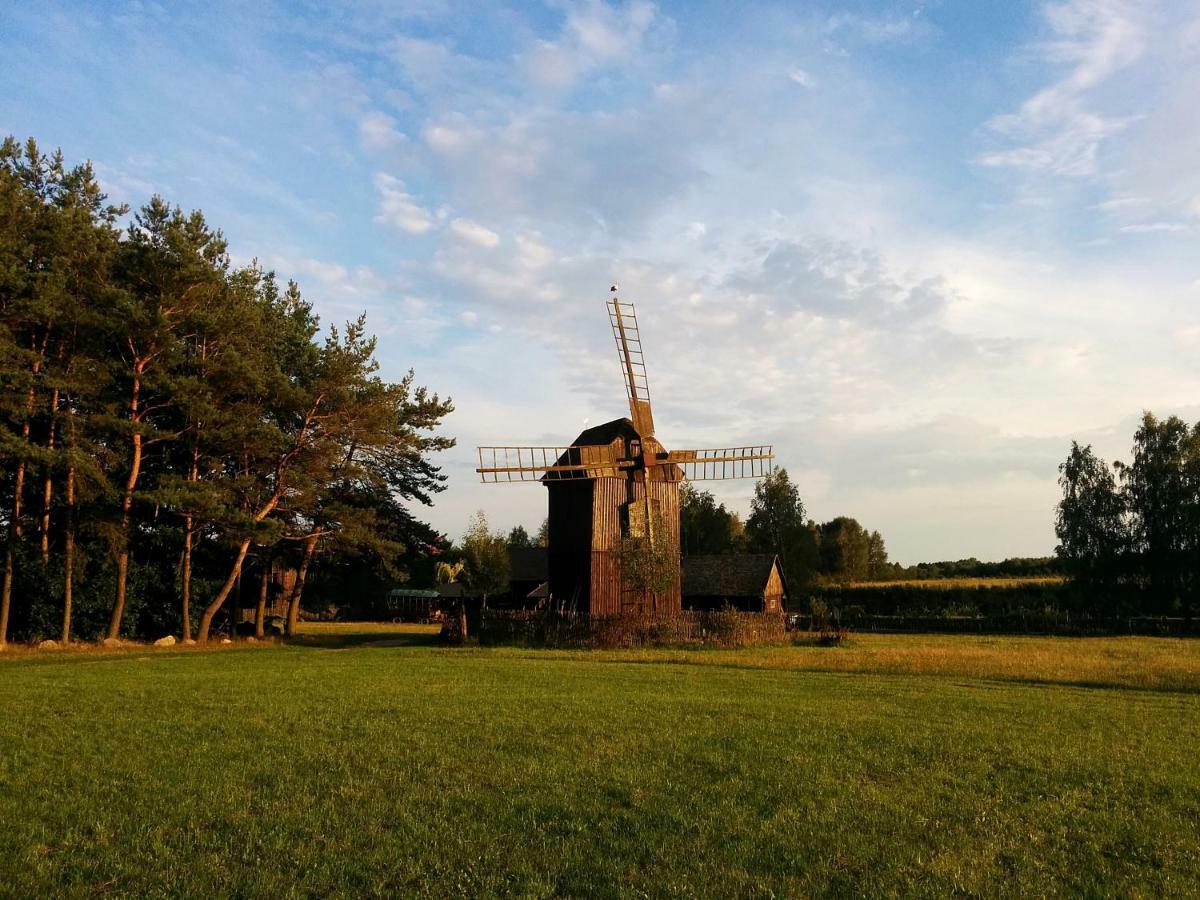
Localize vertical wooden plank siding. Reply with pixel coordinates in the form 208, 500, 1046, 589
650, 479, 683, 612
589, 476, 627, 616
587, 476, 682, 616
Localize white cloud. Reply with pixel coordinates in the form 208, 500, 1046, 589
373, 172, 435, 233
522, 0, 660, 89
788, 67, 814, 88
978, 0, 1144, 177
1118, 222, 1189, 234
359, 110, 408, 153
448, 217, 500, 247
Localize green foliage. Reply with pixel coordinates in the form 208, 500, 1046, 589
0, 135, 453, 643
1056, 441, 1128, 604
745, 468, 818, 583
679, 483, 744, 555
460, 511, 510, 600
1056, 413, 1200, 616
616, 509, 678, 600
506, 524, 533, 548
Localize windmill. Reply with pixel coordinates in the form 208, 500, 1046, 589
476, 291, 774, 616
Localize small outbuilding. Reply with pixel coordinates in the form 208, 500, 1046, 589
506, 547, 549, 608
681, 554, 788, 614
388, 587, 442, 621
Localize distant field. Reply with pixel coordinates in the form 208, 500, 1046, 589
2, 626, 1199, 896
847, 576, 1065, 589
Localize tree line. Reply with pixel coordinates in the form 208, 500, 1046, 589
1057, 411, 1200, 616
0, 137, 453, 646
679, 470, 891, 585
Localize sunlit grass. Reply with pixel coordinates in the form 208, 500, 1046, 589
846, 576, 1065, 589
2, 625, 1198, 896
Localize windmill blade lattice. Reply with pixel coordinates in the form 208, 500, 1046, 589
609, 299, 656, 438
665, 447, 774, 481
476, 444, 629, 482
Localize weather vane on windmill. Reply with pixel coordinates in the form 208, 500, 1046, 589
476, 288, 774, 616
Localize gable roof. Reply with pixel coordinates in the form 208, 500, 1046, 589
508, 546, 548, 582
681, 554, 786, 599
571, 417, 640, 447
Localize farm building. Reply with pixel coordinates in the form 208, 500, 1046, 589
236, 561, 297, 623
680, 554, 788, 614
505, 547, 549, 608
388, 588, 442, 621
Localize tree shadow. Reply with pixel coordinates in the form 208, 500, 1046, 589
285, 626, 443, 650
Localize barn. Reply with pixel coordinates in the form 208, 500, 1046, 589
681, 554, 788, 614
505, 546, 549, 608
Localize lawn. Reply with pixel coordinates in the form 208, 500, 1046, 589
2, 628, 1199, 897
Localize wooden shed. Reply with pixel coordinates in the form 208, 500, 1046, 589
503, 547, 549, 609
237, 561, 297, 623
681, 554, 788, 614
388, 588, 441, 621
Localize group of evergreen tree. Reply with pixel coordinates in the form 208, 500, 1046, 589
678, 470, 892, 585
1057, 412, 1200, 615
0, 137, 453, 646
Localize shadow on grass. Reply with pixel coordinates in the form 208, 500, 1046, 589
285, 629, 443, 651
499, 648, 1200, 696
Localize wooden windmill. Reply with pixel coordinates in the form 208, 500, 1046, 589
476, 290, 774, 616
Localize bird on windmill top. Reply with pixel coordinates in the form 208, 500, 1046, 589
476, 288, 774, 616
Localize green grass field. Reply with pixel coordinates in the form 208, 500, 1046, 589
3, 627, 1199, 897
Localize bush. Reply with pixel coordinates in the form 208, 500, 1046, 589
478, 609, 788, 649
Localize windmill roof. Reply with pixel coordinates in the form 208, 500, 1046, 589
571, 417, 641, 446
681, 554, 786, 599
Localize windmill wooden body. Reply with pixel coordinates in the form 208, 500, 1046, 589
477, 293, 773, 616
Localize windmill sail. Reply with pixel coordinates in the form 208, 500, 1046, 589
476, 444, 629, 482
664, 446, 774, 481
609, 298, 656, 437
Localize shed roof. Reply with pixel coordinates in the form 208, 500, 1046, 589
681, 554, 786, 599
389, 588, 440, 599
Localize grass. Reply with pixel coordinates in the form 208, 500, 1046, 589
2, 626, 1199, 897
846, 576, 1065, 589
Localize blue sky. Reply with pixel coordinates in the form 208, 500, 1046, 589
3, 0, 1199, 563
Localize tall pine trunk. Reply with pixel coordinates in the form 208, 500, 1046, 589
61, 465, 75, 644
285, 533, 318, 637
179, 450, 198, 641
196, 537, 252, 643
1, 381, 37, 648
255, 561, 269, 639
108, 365, 144, 640
195, 489, 284, 644
39, 385, 59, 565
2, 333, 52, 646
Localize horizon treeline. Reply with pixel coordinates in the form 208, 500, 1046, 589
677, 470, 1057, 586
490, 470, 1058, 589
0, 137, 454, 646
1057, 411, 1200, 615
